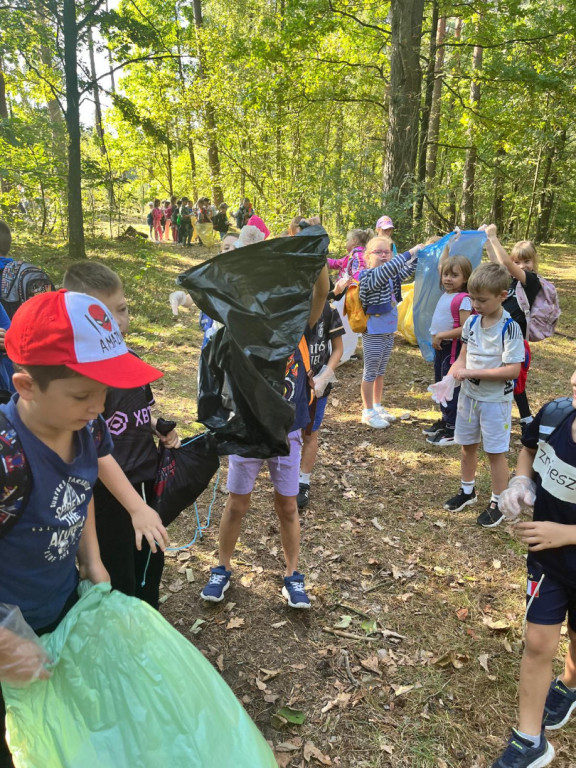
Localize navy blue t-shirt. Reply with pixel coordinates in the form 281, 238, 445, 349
284, 346, 310, 432
522, 406, 576, 587
0, 398, 113, 629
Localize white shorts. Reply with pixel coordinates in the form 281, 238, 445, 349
454, 392, 513, 454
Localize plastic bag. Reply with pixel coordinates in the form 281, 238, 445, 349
428, 374, 456, 406
2, 582, 277, 768
397, 283, 416, 345
178, 231, 328, 457
152, 433, 220, 526
0, 605, 50, 687
499, 475, 537, 521
413, 230, 486, 362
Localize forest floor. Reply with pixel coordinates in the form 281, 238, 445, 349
14, 231, 576, 767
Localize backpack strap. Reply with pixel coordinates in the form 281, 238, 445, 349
469, 314, 513, 345
449, 292, 468, 363
538, 397, 575, 443
297, 336, 314, 405
0, 410, 31, 540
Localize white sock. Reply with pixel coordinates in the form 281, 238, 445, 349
462, 480, 475, 495
515, 729, 540, 748
491, 492, 500, 505
299, 472, 311, 485
363, 408, 375, 416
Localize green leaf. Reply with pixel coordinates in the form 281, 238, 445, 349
361, 619, 378, 635
334, 615, 352, 629
275, 707, 306, 725
190, 618, 206, 635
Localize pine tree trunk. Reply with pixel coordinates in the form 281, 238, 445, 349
491, 147, 505, 231
425, 17, 446, 189
63, 0, 86, 258
414, 0, 439, 222
461, 39, 482, 228
0, 60, 11, 194
382, 0, 425, 216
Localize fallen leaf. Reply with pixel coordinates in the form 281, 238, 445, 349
271, 621, 287, 629
275, 706, 306, 725
380, 743, 394, 755
391, 682, 422, 697
168, 579, 184, 592
216, 654, 224, 672
493, 559, 502, 569
432, 650, 470, 670
224, 601, 236, 612
334, 615, 353, 629
303, 741, 332, 765
433, 520, 446, 529
478, 653, 497, 680
273, 752, 292, 768
190, 618, 206, 635
482, 617, 511, 631
256, 679, 267, 691
360, 655, 380, 674
361, 619, 378, 635
226, 617, 245, 630
260, 668, 282, 681
371, 517, 383, 531
456, 607, 469, 621
276, 739, 302, 752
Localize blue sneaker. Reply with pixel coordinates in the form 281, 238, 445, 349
282, 571, 311, 609
491, 730, 554, 767
543, 677, 576, 730
200, 565, 231, 603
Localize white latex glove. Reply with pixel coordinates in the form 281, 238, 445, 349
428, 374, 456, 407
0, 606, 52, 686
334, 276, 352, 295
499, 475, 537, 521
313, 365, 336, 398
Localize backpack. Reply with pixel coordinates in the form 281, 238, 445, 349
0, 413, 106, 541
0, 261, 54, 319
469, 313, 513, 342
449, 292, 472, 363
147, 212, 153, 226
344, 282, 368, 333
515, 277, 560, 342
538, 397, 574, 443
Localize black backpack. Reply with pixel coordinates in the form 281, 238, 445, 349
0, 260, 54, 319
538, 397, 575, 443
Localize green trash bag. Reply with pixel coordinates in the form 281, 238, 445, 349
2, 582, 276, 768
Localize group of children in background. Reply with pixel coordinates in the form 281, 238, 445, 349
146, 197, 240, 244
0, 210, 572, 768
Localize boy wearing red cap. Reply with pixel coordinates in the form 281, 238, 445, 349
0, 289, 168, 767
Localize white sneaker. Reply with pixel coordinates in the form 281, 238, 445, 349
361, 410, 390, 429
374, 404, 397, 422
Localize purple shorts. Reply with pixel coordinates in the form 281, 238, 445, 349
227, 430, 303, 497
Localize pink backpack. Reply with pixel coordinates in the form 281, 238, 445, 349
515, 277, 560, 342
449, 292, 472, 363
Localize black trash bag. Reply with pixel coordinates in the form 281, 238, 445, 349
152, 433, 220, 526
178, 231, 328, 458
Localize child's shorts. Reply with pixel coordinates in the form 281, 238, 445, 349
454, 392, 512, 453
227, 430, 303, 497
525, 562, 576, 631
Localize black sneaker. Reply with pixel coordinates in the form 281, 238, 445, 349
426, 427, 455, 446
297, 483, 310, 509
543, 677, 576, 730
422, 419, 444, 437
444, 487, 477, 512
477, 501, 504, 528
491, 729, 554, 767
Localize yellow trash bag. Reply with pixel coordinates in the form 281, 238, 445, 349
397, 283, 417, 345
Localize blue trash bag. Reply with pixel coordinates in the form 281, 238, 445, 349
2, 582, 277, 768
412, 230, 487, 362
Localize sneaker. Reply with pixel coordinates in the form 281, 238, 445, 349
491, 730, 554, 768
426, 427, 455, 446
374, 404, 397, 423
361, 410, 390, 429
200, 565, 231, 602
444, 487, 477, 512
543, 677, 576, 730
297, 483, 310, 509
282, 571, 311, 609
477, 501, 504, 528
422, 419, 445, 437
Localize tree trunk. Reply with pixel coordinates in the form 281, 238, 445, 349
491, 147, 505, 232
535, 128, 566, 243
425, 16, 446, 188
461, 38, 483, 228
382, 0, 425, 217
192, 0, 222, 205
414, 0, 439, 222
0, 59, 11, 194
63, 0, 85, 258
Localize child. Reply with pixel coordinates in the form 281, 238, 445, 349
62, 263, 179, 607
152, 198, 164, 242
179, 197, 193, 246
443, 263, 525, 527
349, 236, 422, 429
163, 198, 174, 241
199, 239, 330, 610
483, 225, 542, 437
297, 301, 344, 509
147, 202, 154, 239
0, 289, 168, 765
375, 215, 395, 239
327, 229, 372, 280
235, 198, 253, 229
213, 203, 230, 239
424, 254, 473, 446
171, 198, 181, 243
488, 372, 576, 767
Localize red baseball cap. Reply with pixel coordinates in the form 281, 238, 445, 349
5, 290, 163, 388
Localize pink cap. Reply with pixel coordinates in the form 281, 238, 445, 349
375, 216, 394, 231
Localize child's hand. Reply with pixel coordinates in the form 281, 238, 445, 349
428, 374, 456, 406
159, 429, 181, 449
78, 559, 110, 585
514, 520, 575, 551
334, 276, 352, 295
130, 504, 169, 552
0, 631, 51, 685
452, 368, 471, 381
431, 333, 445, 350
500, 475, 537, 521
408, 243, 424, 259
485, 224, 497, 237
